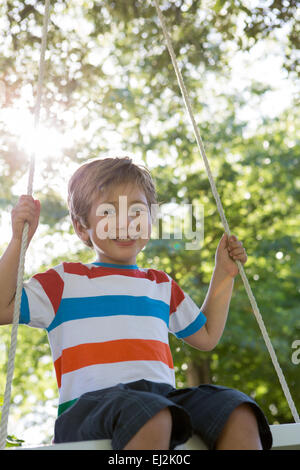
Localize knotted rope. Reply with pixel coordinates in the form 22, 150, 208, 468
0, 0, 52, 449
153, 0, 299, 423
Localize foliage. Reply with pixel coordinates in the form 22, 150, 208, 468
0, 0, 299, 444
0, 396, 24, 447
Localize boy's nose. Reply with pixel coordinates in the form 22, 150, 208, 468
115, 212, 134, 238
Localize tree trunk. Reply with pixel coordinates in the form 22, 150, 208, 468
187, 358, 211, 386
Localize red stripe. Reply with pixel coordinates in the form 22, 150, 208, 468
63, 262, 169, 283
170, 279, 185, 315
54, 356, 62, 388
146, 269, 169, 283
33, 269, 64, 315
54, 339, 174, 387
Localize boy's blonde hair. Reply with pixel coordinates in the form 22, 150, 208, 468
67, 156, 158, 247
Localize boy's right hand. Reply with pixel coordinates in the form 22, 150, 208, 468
11, 195, 40, 246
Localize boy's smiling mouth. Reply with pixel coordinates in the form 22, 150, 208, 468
113, 238, 137, 246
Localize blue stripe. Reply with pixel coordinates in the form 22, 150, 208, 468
175, 311, 207, 339
47, 295, 169, 332
92, 262, 138, 269
19, 288, 30, 324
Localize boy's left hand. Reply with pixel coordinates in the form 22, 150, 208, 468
215, 233, 247, 278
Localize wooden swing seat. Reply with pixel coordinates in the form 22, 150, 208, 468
7, 423, 300, 451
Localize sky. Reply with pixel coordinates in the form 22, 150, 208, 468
0, 5, 298, 446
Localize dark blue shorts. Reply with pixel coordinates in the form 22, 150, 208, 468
54, 380, 272, 450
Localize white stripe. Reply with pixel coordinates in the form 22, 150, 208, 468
62, 272, 171, 305
169, 293, 200, 334
24, 278, 55, 329
48, 315, 169, 362
58, 361, 176, 405
52, 263, 65, 279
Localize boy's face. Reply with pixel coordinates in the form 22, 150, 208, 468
82, 182, 152, 265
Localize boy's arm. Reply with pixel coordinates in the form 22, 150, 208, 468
0, 195, 40, 325
0, 238, 23, 324
184, 233, 247, 351
184, 266, 234, 351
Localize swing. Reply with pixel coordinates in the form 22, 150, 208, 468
1, 0, 299, 451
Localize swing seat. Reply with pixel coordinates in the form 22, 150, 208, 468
7, 423, 300, 450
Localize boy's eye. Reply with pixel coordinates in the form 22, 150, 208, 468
97, 204, 116, 216
104, 209, 115, 215
128, 205, 148, 216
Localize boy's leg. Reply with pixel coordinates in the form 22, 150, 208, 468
166, 385, 272, 450
54, 382, 192, 450
123, 407, 172, 450
214, 403, 263, 450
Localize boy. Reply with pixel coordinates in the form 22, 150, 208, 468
0, 157, 272, 450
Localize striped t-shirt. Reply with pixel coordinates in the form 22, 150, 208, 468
20, 261, 206, 415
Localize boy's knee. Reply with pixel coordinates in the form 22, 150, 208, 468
148, 407, 172, 435
155, 407, 172, 426
123, 407, 172, 450
227, 403, 262, 441
215, 403, 263, 450
231, 403, 258, 426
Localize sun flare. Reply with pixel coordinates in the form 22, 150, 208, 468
2, 107, 66, 161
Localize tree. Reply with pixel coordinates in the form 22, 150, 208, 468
1, 0, 299, 444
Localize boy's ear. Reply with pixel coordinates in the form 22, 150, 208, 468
72, 218, 92, 247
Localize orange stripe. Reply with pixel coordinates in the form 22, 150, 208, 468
54, 339, 174, 386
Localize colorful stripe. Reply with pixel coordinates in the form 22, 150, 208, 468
175, 310, 207, 338
57, 361, 176, 410
58, 398, 78, 416
54, 339, 174, 388
19, 262, 205, 414
48, 315, 169, 363
47, 295, 169, 332
20, 288, 30, 324
63, 262, 170, 284
170, 278, 185, 314
33, 269, 64, 315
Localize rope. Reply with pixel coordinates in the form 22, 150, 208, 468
153, 0, 299, 423
0, 0, 298, 451
0, 0, 52, 450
